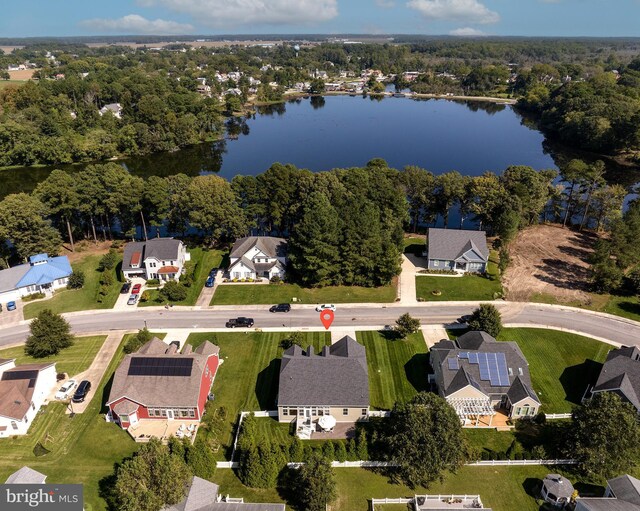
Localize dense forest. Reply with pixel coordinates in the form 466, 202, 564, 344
0, 159, 624, 288
0, 38, 639, 167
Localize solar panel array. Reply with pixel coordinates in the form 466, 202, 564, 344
453, 351, 510, 387
128, 357, 194, 377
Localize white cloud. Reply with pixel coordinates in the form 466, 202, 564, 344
407, 0, 500, 24
136, 0, 338, 26
375, 0, 396, 7
449, 27, 486, 36
81, 14, 194, 34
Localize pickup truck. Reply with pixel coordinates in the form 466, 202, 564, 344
225, 317, 255, 328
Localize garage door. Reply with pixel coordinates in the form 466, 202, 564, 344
0, 289, 21, 303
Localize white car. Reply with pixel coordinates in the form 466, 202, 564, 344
315, 304, 337, 312
55, 379, 77, 400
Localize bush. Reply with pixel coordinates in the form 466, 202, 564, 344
100, 271, 114, 287
498, 248, 511, 273
395, 312, 421, 338
468, 303, 502, 337
140, 291, 151, 302
270, 275, 282, 284
67, 271, 85, 289
98, 249, 118, 271
25, 309, 73, 357
159, 281, 188, 302
23, 292, 46, 301
531, 445, 547, 459
124, 327, 153, 354
146, 279, 160, 287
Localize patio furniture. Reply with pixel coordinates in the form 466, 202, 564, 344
318, 415, 337, 432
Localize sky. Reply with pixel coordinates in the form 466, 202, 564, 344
1, 0, 639, 38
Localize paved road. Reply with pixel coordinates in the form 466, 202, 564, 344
2, 302, 639, 348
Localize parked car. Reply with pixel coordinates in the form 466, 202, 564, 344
0, 303, 2, 312
127, 294, 138, 306
269, 303, 291, 313
205, 276, 215, 288
315, 304, 336, 312
209, 268, 218, 278
72, 380, 91, 403
6, 301, 16, 311
131, 284, 142, 294
55, 379, 77, 400
120, 282, 131, 294
225, 317, 255, 328
457, 314, 472, 324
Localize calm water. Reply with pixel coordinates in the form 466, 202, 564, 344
1, 95, 638, 199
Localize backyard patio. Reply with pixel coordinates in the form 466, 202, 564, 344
127, 419, 199, 443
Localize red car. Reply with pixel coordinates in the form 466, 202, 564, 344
131, 284, 142, 294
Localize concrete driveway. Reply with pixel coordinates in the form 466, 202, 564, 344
0, 299, 24, 327
195, 272, 223, 307
113, 277, 146, 310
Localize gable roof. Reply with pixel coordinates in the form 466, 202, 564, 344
577, 499, 640, 511
5, 467, 47, 484
107, 338, 219, 410
593, 346, 640, 410
122, 238, 183, 271
430, 331, 539, 404
278, 336, 369, 407
427, 228, 489, 262
0, 363, 55, 420
230, 237, 287, 260
608, 475, 640, 505
0, 255, 72, 293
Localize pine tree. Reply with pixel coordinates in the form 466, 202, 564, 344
322, 441, 336, 461
334, 441, 348, 462
356, 430, 369, 461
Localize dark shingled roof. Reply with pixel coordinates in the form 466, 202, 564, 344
278, 336, 369, 407
593, 346, 640, 411
608, 475, 640, 505
122, 238, 183, 271
427, 228, 489, 262
430, 331, 539, 404
577, 499, 640, 511
230, 236, 287, 259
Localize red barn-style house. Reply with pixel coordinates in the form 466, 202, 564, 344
106, 338, 219, 440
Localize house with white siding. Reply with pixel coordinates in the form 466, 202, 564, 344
227, 236, 287, 280
0, 253, 72, 302
122, 238, 190, 282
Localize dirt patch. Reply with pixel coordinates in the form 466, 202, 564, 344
503, 224, 599, 303
63, 240, 117, 263
8, 69, 34, 80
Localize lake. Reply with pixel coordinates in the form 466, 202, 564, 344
1, 94, 638, 200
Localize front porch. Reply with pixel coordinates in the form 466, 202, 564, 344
127, 419, 199, 443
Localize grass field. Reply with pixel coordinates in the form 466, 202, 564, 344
531, 291, 640, 324
0, 335, 106, 376
356, 331, 429, 410
23, 253, 122, 319
212, 464, 602, 511
0, 334, 137, 511
496, 328, 610, 413
416, 251, 502, 301
185, 331, 331, 458
139, 247, 223, 306
212, 282, 398, 305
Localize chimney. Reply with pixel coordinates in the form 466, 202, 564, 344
182, 344, 193, 355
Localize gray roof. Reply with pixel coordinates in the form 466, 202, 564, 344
107, 338, 219, 410
5, 467, 47, 484
543, 474, 574, 501
278, 336, 369, 408
427, 228, 489, 262
608, 475, 640, 505
164, 476, 284, 511
431, 331, 539, 404
0, 263, 30, 293
230, 237, 287, 260
593, 347, 640, 411
577, 499, 640, 511
122, 238, 184, 271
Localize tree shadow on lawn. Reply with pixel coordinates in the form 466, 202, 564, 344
255, 358, 281, 410
404, 353, 431, 394
614, 300, 640, 317
559, 359, 603, 406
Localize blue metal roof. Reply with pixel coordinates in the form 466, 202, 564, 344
28, 253, 49, 264
16, 256, 72, 288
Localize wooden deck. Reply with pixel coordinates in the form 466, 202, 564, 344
127, 419, 199, 443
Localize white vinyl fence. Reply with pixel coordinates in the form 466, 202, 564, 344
469, 459, 577, 466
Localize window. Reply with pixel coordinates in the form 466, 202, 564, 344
11, 421, 18, 430
298, 409, 304, 416
433, 260, 439, 267
161, 409, 167, 417
154, 409, 161, 417
189, 409, 195, 418
181, 410, 189, 418
282, 408, 288, 416
120, 414, 129, 423
515, 407, 521, 416
361, 409, 367, 416
343, 408, 349, 416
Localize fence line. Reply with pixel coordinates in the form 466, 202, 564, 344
371, 497, 412, 505
368, 411, 392, 418
228, 410, 278, 463
545, 413, 572, 420
469, 459, 577, 466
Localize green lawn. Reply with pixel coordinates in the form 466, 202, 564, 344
356, 331, 429, 410
403, 236, 425, 254
23, 253, 122, 319
185, 331, 331, 458
496, 328, 610, 413
531, 291, 640, 324
0, 335, 106, 376
139, 247, 224, 306
212, 282, 397, 305
0, 334, 138, 511
416, 250, 502, 301
213, 464, 602, 511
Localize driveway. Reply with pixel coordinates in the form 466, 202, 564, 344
0, 299, 23, 327
398, 255, 419, 305
66, 331, 127, 414
195, 272, 223, 307
112, 277, 146, 310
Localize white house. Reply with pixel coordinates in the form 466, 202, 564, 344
228, 236, 287, 280
122, 238, 190, 282
99, 103, 123, 119
0, 358, 57, 438
0, 253, 72, 302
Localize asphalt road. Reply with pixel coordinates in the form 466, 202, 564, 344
1, 302, 639, 348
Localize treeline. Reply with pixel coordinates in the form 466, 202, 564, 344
0, 160, 627, 287
517, 58, 640, 157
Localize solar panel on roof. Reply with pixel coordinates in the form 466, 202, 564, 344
487, 353, 500, 385
478, 353, 490, 380
459, 352, 469, 359
128, 357, 194, 377
496, 353, 510, 386
468, 352, 479, 364
448, 357, 459, 370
